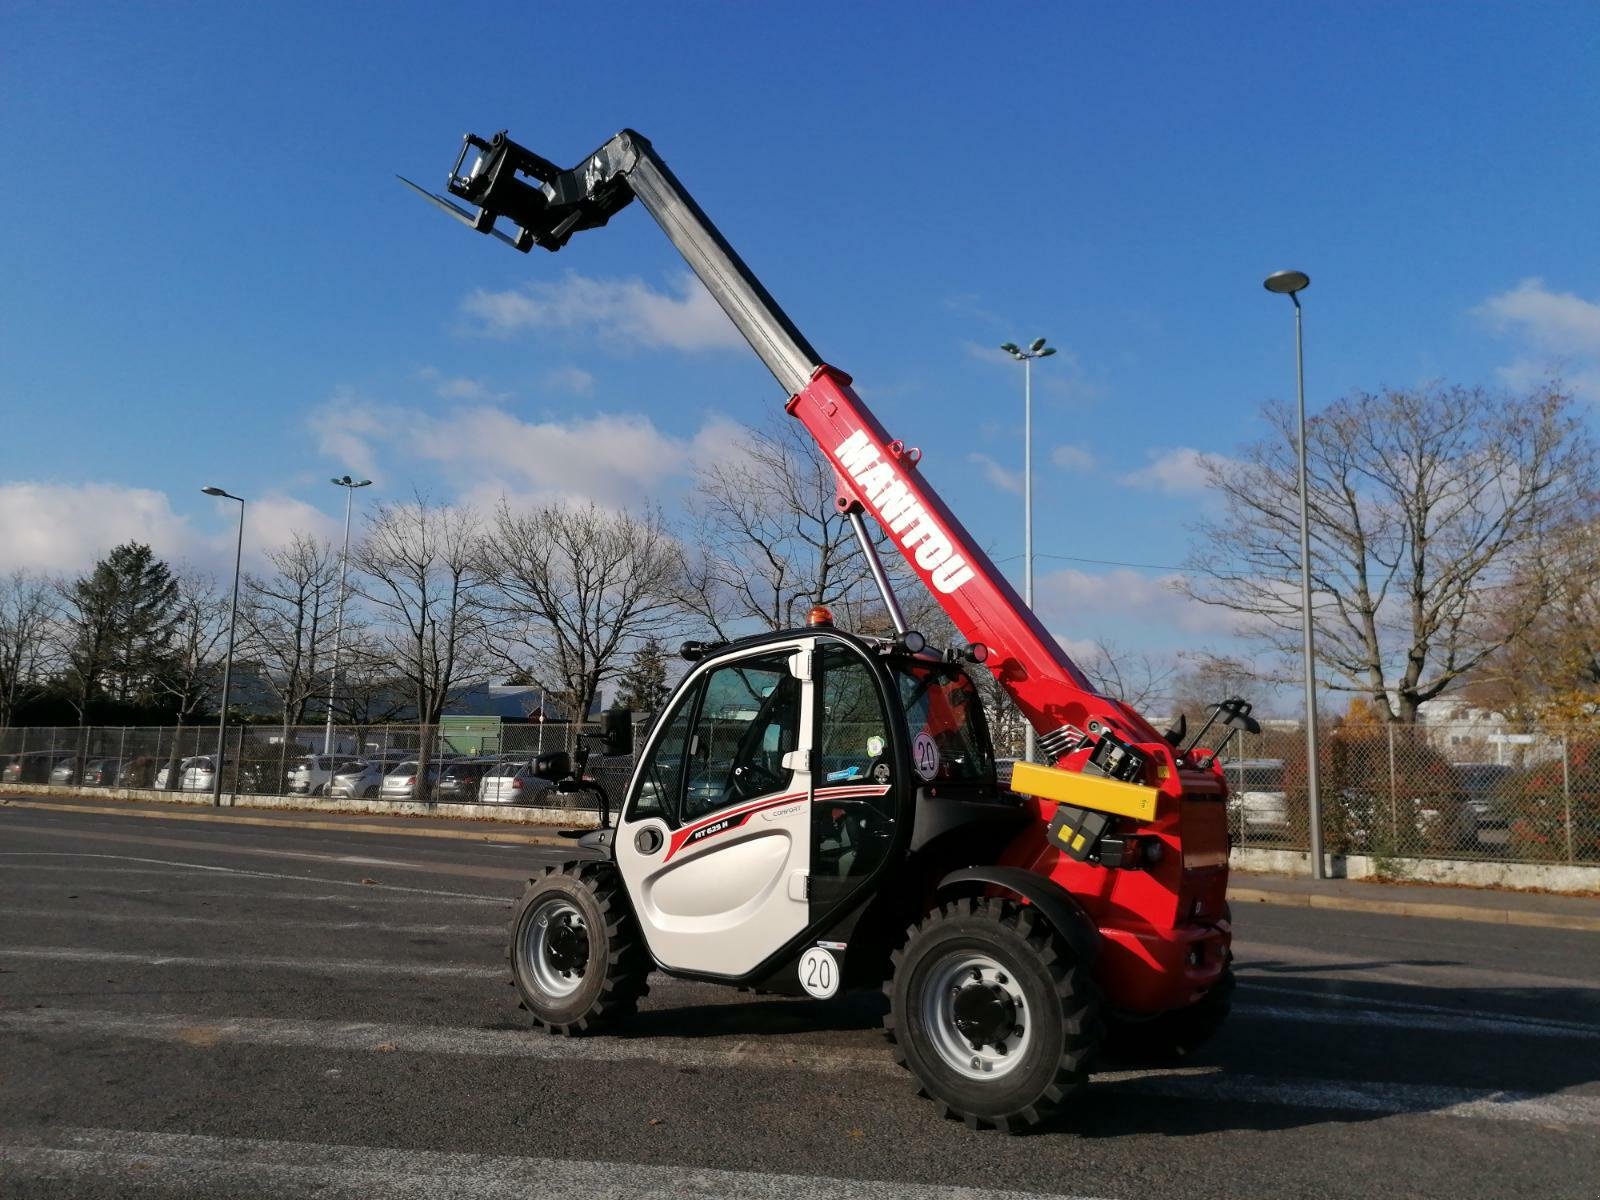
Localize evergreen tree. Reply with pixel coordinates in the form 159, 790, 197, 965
615, 638, 671, 715
60, 543, 181, 718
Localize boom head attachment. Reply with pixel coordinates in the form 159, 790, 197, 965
399, 129, 641, 253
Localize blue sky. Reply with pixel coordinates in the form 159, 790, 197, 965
4, 2, 1599, 680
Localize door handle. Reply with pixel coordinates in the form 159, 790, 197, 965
634, 826, 664, 855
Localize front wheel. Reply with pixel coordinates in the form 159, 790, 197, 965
507, 862, 650, 1035
885, 897, 1102, 1132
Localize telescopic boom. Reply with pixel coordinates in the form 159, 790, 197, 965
402, 128, 1169, 775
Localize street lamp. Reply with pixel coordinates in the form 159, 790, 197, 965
202, 486, 245, 808
1262, 269, 1325, 880
1000, 337, 1056, 764
324, 476, 372, 757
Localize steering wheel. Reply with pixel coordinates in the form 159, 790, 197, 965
731, 760, 785, 799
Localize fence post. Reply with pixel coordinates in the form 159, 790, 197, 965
234, 724, 245, 803
1387, 723, 1398, 846
1562, 732, 1574, 865
118, 726, 127, 783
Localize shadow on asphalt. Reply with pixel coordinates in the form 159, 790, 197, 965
603, 959, 1600, 1140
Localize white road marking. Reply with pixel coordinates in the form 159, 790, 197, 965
335, 855, 414, 867
1235, 939, 1600, 993
0, 1007, 895, 1075
64, 885, 511, 907
1, 906, 503, 938
1233, 1002, 1600, 1041
0, 1126, 1115, 1200
0, 946, 503, 979
1241, 980, 1600, 1035
0, 851, 507, 901
6, 1007, 1600, 1127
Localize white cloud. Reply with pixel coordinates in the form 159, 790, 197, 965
1050, 443, 1095, 471
1035, 566, 1240, 637
461, 271, 744, 352
1476, 278, 1600, 401
539, 366, 596, 395
308, 391, 385, 481
0, 481, 351, 581
305, 397, 735, 509
0, 482, 196, 573
967, 452, 1022, 494
1477, 278, 1600, 355
1118, 447, 1218, 495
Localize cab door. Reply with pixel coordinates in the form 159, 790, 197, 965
615, 639, 815, 977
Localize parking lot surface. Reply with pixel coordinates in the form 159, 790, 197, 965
2, 803, 1597, 1198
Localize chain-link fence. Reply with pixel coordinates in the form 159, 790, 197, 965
1219, 722, 1599, 864
4, 718, 1596, 863
0, 721, 647, 816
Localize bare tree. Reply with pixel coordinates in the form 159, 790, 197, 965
150, 572, 230, 788
681, 418, 888, 637
0, 570, 58, 727
1182, 382, 1597, 722
336, 630, 413, 728
240, 534, 343, 728
1080, 638, 1178, 715
354, 496, 493, 794
489, 500, 685, 730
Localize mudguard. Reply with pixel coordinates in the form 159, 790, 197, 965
936, 866, 1100, 964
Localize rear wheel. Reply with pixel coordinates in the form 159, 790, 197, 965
507, 862, 650, 1035
885, 897, 1101, 1132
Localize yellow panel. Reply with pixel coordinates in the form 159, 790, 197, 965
1010, 761, 1160, 822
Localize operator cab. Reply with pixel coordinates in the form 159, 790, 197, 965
613, 622, 1010, 985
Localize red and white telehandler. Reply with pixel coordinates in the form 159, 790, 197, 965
403, 129, 1252, 1131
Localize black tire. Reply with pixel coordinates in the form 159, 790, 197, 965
506, 861, 650, 1036
885, 897, 1101, 1132
1105, 964, 1234, 1065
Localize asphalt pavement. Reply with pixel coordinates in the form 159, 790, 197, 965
2, 801, 1598, 1198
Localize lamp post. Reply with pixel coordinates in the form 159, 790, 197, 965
323, 476, 372, 758
1000, 337, 1056, 763
1263, 270, 1325, 880
202, 486, 245, 808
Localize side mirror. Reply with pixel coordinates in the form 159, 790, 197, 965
533, 751, 572, 781
603, 707, 634, 756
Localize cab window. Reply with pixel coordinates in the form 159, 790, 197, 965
681, 653, 800, 823
894, 662, 994, 784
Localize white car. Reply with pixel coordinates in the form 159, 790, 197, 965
378, 760, 443, 802
329, 760, 385, 799
1225, 759, 1291, 835
478, 758, 559, 805
288, 754, 361, 795
155, 756, 215, 792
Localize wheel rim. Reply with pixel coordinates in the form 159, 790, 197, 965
920, 951, 1031, 1081
521, 896, 590, 999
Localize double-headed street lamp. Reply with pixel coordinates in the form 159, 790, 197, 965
1000, 337, 1056, 764
1263, 269, 1325, 880
201, 486, 245, 808
324, 476, 372, 757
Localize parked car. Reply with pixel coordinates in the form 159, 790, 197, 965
329, 759, 384, 799
437, 758, 498, 802
287, 754, 362, 796
379, 760, 442, 801
81, 757, 124, 786
155, 756, 214, 792
1226, 759, 1292, 835
3, 752, 72, 783
48, 757, 86, 785
1452, 762, 1515, 850
477, 754, 568, 805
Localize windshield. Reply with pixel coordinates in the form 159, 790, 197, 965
892, 661, 994, 784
